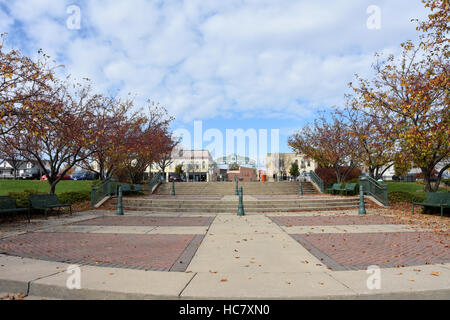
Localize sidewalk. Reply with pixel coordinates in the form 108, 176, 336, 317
0, 209, 449, 300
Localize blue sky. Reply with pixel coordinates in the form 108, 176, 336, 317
0, 0, 429, 159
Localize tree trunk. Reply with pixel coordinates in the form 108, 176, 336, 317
49, 181, 57, 194
421, 168, 434, 193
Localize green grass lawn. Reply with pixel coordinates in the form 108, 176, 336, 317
0, 180, 94, 196
385, 181, 448, 193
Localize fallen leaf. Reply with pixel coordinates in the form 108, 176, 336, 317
430, 272, 440, 276
220, 278, 228, 282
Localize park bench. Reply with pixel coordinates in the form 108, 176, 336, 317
133, 184, 143, 192
340, 183, 358, 196
0, 196, 30, 223
29, 194, 72, 219
412, 192, 449, 218
119, 184, 132, 195
327, 183, 342, 194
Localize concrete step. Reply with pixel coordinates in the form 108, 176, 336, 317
121, 205, 360, 213
155, 182, 318, 196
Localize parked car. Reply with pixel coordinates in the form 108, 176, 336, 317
40, 174, 71, 181
71, 171, 97, 181
21, 168, 41, 180
169, 174, 185, 182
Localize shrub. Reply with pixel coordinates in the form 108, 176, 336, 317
315, 167, 362, 187
389, 191, 426, 203
8, 190, 43, 208
58, 191, 91, 204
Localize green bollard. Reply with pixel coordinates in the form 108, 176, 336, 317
299, 180, 303, 196
359, 184, 366, 216
237, 187, 245, 216
235, 179, 239, 196
171, 181, 176, 196
117, 186, 124, 216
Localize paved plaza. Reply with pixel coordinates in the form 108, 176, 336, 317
0, 198, 449, 300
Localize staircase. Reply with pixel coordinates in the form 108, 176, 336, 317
116, 196, 360, 213
155, 181, 317, 196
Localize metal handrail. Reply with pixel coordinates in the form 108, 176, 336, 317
359, 176, 389, 207
149, 172, 162, 193
308, 171, 324, 193
91, 178, 117, 208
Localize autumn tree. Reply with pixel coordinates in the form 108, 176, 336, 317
417, 0, 449, 47
119, 103, 176, 184
156, 151, 175, 180
0, 135, 24, 179
350, 41, 449, 192
289, 112, 361, 183
0, 34, 55, 136
338, 103, 397, 180
81, 96, 142, 180
8, 79, 103, 193
174, 164, 184, 175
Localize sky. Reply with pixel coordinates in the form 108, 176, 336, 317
0, 0, 429, 165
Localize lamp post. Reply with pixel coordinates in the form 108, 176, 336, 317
117, 186, 124, 216
237, 187, 245, 216
171, 181, 176, 196
299, 179, 303, 196
359, 177, 367, 216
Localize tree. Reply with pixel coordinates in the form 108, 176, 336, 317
417, 0, 449, 46
81, 96, 140, 180
0, 135, 24, 179
174, 164, 184, 175
0, 35, 55, 136
119, 103, 176, 184
289, 112, 361, 183
350, 42, 449, 192
229, 163, 240, 170
394, 155, 413, 178
289, 161, 300, 178
8, 79, 102, 193
339, 103, 396, 180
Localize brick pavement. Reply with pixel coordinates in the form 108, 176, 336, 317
76, 216, 215, 227
292, 232, 450, 271
271, 215, 403, 227
0, 232, 204, 271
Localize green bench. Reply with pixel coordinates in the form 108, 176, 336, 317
0, 196, 30, 223
412, 192, 449, 218
133, 184, 143, 192
340, 183, 358, 195
29, 194, 72, 219
119, 184, 132, 194
327, 183, 342, 194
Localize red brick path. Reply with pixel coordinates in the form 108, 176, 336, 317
0, 233, 202, 271
292, 232, 450, 270
76, 216, 214, 227
271, 215, 402, 227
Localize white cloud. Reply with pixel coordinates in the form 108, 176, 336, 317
0, 0, 429, 122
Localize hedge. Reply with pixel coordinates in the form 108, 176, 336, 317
58, 191, 91, 204
8, 190, 91, 208
8, 190, 43, 208
388, 191, 426, 204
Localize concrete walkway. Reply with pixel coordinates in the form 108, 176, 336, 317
0, 208, 449, 300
